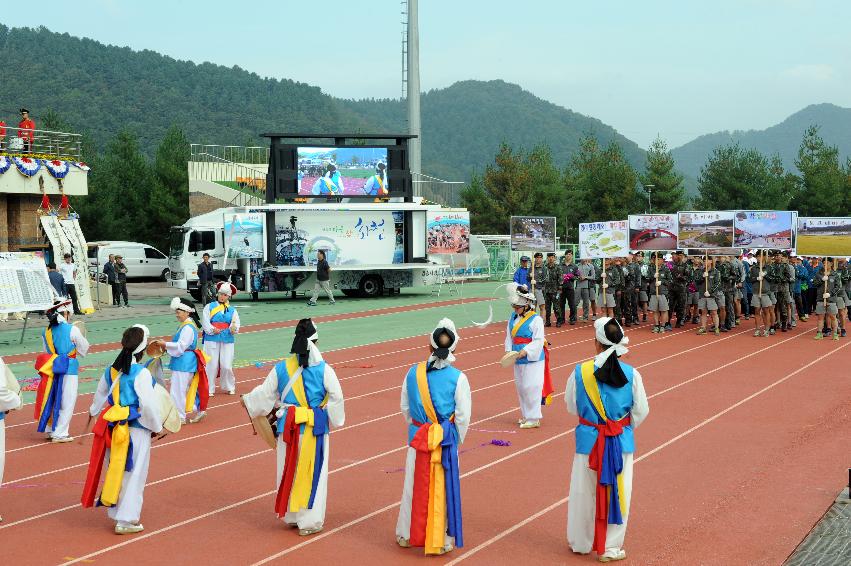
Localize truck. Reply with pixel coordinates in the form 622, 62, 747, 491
167, 200, 468, 301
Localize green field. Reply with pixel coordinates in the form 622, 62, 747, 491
796, 235, 851, 256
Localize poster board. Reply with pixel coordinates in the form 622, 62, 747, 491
733, 210, 796, 250
686, 248, 742, 257
0, 252, 55, 313
677, 211, 735, 249
510, 216, 556, 252
628, 214, 678, 251
796, 217, 851, 256
579, 220, 629, 259
427, 210, 470, 254
224, 212, 266, 261
58, 217, 95, 313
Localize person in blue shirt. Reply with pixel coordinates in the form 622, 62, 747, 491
793, 256, 809, 323
513, 256, 531, 287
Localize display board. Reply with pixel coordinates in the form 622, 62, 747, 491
796, 217, 851, 256
677, 211, 735, 249
224, 212, 266, 260
510, 216, 556, 252
0, 252, 55, 313
427, 210, 470, 254
579, 220, 629, 259
41, 216, 95, 314
686, 248, 742, 257
298, 147, 389, 197
733, 210, 796, 250
628, 214, 678, 251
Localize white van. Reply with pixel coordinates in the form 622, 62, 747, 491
88, 241, 170, 280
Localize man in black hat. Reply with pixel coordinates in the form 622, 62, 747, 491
531, 252, 546, 317
559, 251, 579, 326
669, 250, 690, 327
542, 252, 562, 327
18, 108, 35, 153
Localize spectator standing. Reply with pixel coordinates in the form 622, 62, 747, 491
114, 255, 129, 307
102, 254, 119, 306
307, 250, 335, 306
197, 253, 214, 305
513, 256, 531, 287
17, 108, 35, 153
47, 262, 66, 298
58, 253, 82, 315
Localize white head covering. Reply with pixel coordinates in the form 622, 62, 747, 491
170, 297, 195, 312
216, 281, 237, 297
428, 317, 459, 370
307, 324, 322, 366
131, 324, 150, 355
507, 282, 535, 307
593, 317, 629, 368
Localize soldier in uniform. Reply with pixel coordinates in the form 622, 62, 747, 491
835, 258, 850, 337
686, 260, 700, 324
636, 252, 649, 323
813, 258, 841, 340
719, 256, 738, 331
626, 252, 643, 327
669, 250, 690, 328
749, 252, 771, 337
601, 258, 624, 320
695, 257, 723, 336
559, 251, 580, 326
766, 251, 789, 333
542, 252, 563, 327
648, 252, 673, 333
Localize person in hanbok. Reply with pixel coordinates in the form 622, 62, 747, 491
241, 319, 345, 536
1, 355, 24, 523
34, 298, 90, 442
153, 298, 208, 424
311, 163, 346, 195
202, 281, 241, 396
81, 325, 162, 535
395, 318, 471, 556
362, 162, 388, 196
504, 283, 553, 429
565, 317, 649, 562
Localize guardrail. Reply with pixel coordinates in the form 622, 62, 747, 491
0, 126, 82, 161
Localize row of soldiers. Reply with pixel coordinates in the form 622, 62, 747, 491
514, 250, 849, 338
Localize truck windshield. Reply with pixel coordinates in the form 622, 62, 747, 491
169, 229, 186, 258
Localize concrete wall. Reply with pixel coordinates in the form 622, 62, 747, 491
0, 194, 45, 251
0, 168, 88, 196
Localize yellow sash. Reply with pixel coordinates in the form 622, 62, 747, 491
511, 310, 536, 337
416, 362, 447, 555
209, 302, 228, 319
100, 369, 132, 507
579, 361, 626, 516
288, 356, 329, 513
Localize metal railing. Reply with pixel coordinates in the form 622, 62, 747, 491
0, 125, 82, 161
190, 144, 269, 165
413, 172, 465, 207
189, 150, 265, 207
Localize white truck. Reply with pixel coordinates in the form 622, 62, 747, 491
167, 201, 465, 301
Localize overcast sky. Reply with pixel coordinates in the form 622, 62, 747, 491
4, 0, 849, 148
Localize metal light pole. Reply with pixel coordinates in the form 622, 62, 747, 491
407, 0, 422, 183
643, 184, 655, 213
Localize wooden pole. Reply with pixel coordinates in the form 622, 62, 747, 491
824, 258, 831, 308
704, 253, 709, 294
758, 253, 764, 296
654, 255, 659, 298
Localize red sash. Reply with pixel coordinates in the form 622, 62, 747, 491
274, 407, 299, 518
512, 337, 554, 404
81, 408, 111, 507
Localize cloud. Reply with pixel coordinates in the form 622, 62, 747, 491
781, 64, 836, 81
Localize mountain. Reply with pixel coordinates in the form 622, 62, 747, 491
672, 103, 851, 182
0, 24, 645, 184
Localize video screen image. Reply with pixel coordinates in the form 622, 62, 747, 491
298, 147, 389, 197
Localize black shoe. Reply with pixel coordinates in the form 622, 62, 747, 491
720, 327, 729, 332
675, 322, 684, 328
642, 314, 647, 322
692, 317, 699, 324
842, 328, 847, 337
569, 319, 576, 325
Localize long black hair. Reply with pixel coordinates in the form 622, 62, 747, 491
290, 318, 317, 368
112, 326, 145, 375
594, 319, 628, 388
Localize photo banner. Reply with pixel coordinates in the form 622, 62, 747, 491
796, 217, 851, 256
510, 216, 556, 252
579, 220, 629, 259
628, 214, 678, 251
0, 252, 55, 313
734, 210, 796, 250
677, 211, 735, 249
686, 248, 742, 257
427, 210, 471, 254
224, 212, 266, 260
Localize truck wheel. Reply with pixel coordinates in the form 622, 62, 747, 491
358, 275, 383, 298
189, 289, 202, 302
161, 268, 170, 282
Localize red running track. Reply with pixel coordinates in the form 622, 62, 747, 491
0, 317, 847, 566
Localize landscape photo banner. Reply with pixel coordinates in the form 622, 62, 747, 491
510, 216, 556, 252
678, 211, 735, 249
0, 252, 55, 313
734, 210, 796, 250
796, 217, 851, 256
686, 248, 742, 257
628, 214, 678, 251
224, 212, 266, 260
579, 220, 629, 259
427, 210, 470, 254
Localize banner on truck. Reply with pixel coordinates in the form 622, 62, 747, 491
796, 217, 851, 256
733, 211, 796, 250
427, 211, 470, 254
628, 214, 678, 251
677, 211, 735, 249
274, 210, 399, 267
510, 216, 556, 252
224, 212, 266, 260
0, 252, 55, 313
579, 220, 629, 259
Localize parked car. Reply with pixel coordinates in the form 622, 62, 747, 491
88, 241, 170, 280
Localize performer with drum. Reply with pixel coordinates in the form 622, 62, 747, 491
34, 298, 90, 442
82, 325, 180, 535
202, 281, 240, 397
1, 356, 24, 522
152, 298, 209, 424
503, 283, 553, 429
241, 319, 345, 536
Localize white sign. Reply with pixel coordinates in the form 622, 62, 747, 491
0, 252, 55, 313
579, 220, 629, 259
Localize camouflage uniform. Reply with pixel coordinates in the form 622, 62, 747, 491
542, 259, 563, 326
669, 258, 691, 326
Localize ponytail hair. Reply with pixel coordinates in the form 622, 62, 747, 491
112, 326, 145, 375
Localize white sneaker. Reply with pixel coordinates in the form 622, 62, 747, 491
51, 436, 74, 443
227, 390, 236, 395
519, 420, 540, 429
298, 526, 323, 536
189, 411, 207, 424
599, 548, 626, 562
396, 536, 411, 548
115, 523, 144, 535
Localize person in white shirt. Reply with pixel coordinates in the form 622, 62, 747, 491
202, 281, 241, 396
58, 253, 82, 315
1, 355, 24, 522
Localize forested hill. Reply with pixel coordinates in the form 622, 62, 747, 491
0, 24, 645, 181
672, 103, 851, 179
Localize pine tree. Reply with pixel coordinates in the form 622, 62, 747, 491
148, 125, 191, 251
639, 137, 686, 213
791, 126, 847, 216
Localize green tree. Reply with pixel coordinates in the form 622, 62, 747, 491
790, 126, 847, 216
639, 137, 686, 213
148, 125, 191, 251
696, 144, 765, 210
